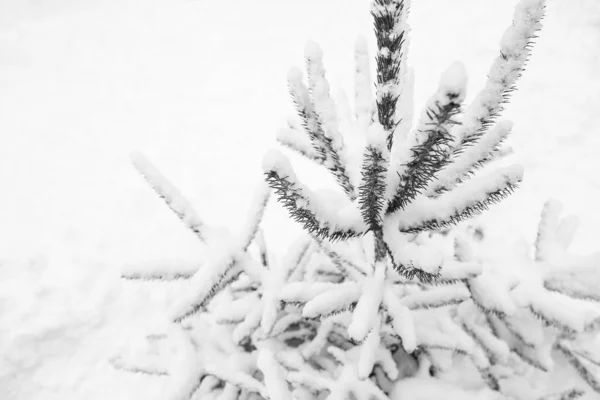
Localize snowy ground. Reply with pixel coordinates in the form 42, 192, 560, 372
0, 0, 599, 399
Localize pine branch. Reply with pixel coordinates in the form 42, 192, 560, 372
120, 260, 200, 281
512, 345, 551, 372
356, 0, 409, 254
276, 120, 323, 163
121, 271, 195, 281
495, 314, 537, 348
394, 165, 523, 233
302, 282, 361, 320
263, 150, 366, 242
427, 120, 513, 196
288, 66, 356, 200
316, 238, 367, 280
527, 304, 574, 333
387, 62, 466, 214
437, 263, 482, 284
453, 0, 545, 151
402, 183, 519, 233
371, 0, 408, 149
109, 356, 170, 377
172, 257, 243, 323
464, 278, 515, 319
359, 148, 388, 232
402, 285, 470, 310
383, 237, 441, 283
265, 169, 363, 241
427, 0, 545, 194
557, 341, 600, 394
457, 303, 510, 366
537, 388, 585, 400
130, 152, 206, 243
238, 180, 271, 251
571, 348, 600, 369
544, 274, 600, 303
255, 229, 268, 268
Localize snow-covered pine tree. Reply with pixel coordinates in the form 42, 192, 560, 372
112, 1, 597, 399
262, 0, 547, 395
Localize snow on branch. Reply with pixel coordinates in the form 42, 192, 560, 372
305, 41, 345, 156
358, 142, 389, 233
109, 355, 170, 377
301, 282, 361, 320
257, 348, 293, 400
537, 389, 585, 400
437, 260, 482, 283
130, 152, 206, 243
371, 0, 410, 148
427, 120, 514, 195
316, 238, 366, 281
121, 260, 199, 281
392, 164, 523, 233
263, 150, 366, 241
357, 0, 410, 239
544, 266, 600, 303
534, 199, 581, 262
170, 239, 244, 323
387, 61, 467, 214
287, 65, 356, 200
238, 180, 271, 251
523, 288, 597, 334
276, 118, 322, 163
382, 289, 417, 352
465, 272, 517, 317
454, 0, 545, 150
556, 341, 600, 394
348, 262, 386, 341
401, 284, 470, 310
383, 226, 442, 278
457, 301, 510, 366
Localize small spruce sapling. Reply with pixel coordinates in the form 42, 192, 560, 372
109, 1, 597, 399
264, 0, 543, 391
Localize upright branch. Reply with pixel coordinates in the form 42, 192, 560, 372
287, 55, 356, 200
386, 62, 467, 214
371, 0, 409, 150
358, 0, 408, 262
429, 0, 545, 194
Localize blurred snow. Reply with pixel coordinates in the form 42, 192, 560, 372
0, 0, 598, 399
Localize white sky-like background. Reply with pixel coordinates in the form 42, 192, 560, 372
0, 0, 599, 398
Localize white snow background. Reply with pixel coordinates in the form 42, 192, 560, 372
0, 0, 599, 399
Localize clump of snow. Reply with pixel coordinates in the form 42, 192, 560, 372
311, 187, 367, 233
366, 121, 389, 152
304, 40, 345, 154
262, 149, 295, 177
438, 61, 468, 104
287, 67, 312, 116
304, 40, 323, 60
